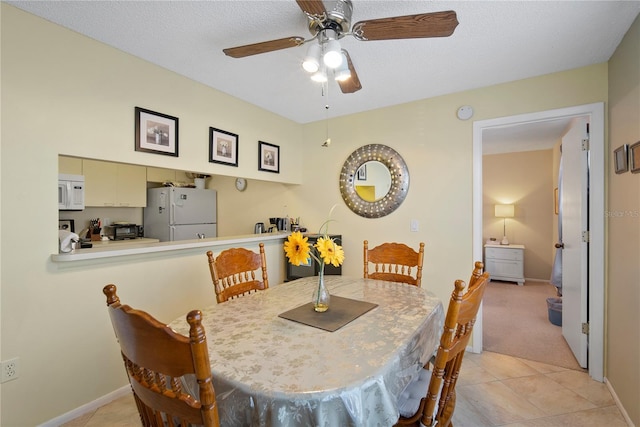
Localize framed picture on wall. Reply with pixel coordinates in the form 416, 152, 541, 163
135, 107, 179, 157
630, 141, 640, 174
258, 141, 279, 173
613, 144, 628, 174
209, 127, 238, 166
357, 164, 367, 180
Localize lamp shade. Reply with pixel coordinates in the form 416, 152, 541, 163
302, 44, 321, 73
495, 204, 515, 218
334, 53, 351, 81
310, 68, 328, 83
323, 39, 343, 68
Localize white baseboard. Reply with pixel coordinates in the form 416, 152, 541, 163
38, 385, 131, 427
605, 377, 635, 427
530, 278, 550, 283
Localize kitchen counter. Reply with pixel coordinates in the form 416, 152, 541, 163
51, 232, 290, 263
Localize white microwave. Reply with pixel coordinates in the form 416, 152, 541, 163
58, 174, 85, 210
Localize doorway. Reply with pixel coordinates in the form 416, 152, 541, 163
471, 103, 605, 382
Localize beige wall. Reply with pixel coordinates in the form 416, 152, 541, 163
3, 3, 637, 425
1, 6, 301, 426
0, 2, 3, 416
607, 13, 640, 426
483, 150, 555, 280
296, 64, 608, 297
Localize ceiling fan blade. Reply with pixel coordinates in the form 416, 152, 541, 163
352, 10, 459, 41
337, 50, 362, 94
223, 37, 305, 58
296, 0, 327, 18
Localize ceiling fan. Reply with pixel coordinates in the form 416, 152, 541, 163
223, 0, 459, 94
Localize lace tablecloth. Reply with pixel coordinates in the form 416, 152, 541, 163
169, 275, 444, 427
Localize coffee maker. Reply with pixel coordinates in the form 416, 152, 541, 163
269, 217, 289, 232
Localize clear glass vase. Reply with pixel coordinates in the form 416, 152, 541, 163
312, 268, 330, 312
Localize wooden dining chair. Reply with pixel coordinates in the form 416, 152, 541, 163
102, 284, 220, 427
469, 260, 485, 287
395, 265, 490, 427
363, 240, 425, 286
207, 243, 269, 303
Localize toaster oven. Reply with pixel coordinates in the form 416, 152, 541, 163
112, 224, 139, 240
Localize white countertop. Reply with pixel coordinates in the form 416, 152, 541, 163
52, 232, 290, 262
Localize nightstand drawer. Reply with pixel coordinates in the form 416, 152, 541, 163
485, 259, 522, 278
485, 247, 523, 261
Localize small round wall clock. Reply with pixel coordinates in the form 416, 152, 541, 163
235, 177, 247, 192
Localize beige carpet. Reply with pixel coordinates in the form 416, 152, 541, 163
482, 279, 584, 370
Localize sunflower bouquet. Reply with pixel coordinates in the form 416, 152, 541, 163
284, 232, 344, 269
284, 207, 344, 311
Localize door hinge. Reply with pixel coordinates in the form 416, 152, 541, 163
582, 322, 590, 334
582, 138, 590, 151
582, 230, 590, 242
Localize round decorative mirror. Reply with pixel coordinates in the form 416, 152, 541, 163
339, 144, 410, 218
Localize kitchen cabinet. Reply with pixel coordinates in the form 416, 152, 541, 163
484, 244, 525, 285
147, 167, 189, 184
83, 159, 146, 207
58, 156, 83, 175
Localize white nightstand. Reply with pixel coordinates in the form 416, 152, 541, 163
484, 244, 525, 285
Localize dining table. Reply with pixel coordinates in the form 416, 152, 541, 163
169, 275, 444, 427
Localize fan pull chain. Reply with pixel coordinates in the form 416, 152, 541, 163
322, 83, 331, 147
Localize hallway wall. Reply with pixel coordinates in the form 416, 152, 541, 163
483, 150, 555, 280
606, 12, 640, 426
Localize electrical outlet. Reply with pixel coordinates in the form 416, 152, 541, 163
1, 358, 20, 383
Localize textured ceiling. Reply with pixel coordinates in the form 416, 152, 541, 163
8, 0, 639, 125
7, 1, 640, 152
482, 118, 574, 154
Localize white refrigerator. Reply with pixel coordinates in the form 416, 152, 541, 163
144, 187, 217, 242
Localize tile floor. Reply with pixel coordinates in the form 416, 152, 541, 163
62, 351, 627, 427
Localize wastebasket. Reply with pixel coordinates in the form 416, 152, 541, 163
546, 297, 562, 326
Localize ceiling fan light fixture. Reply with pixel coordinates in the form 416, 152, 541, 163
323, 39, 343, 68
334, 52, 351, 81
302, 43, 321, 73
223, 4, 460, 96
334, 68, 350, 81
311, 68, 328, 83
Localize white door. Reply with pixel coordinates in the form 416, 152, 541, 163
560, 117, 589, 368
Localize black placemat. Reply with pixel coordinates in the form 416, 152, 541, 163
278, 296, 378, 332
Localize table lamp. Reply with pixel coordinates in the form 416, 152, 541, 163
495, 204, 515, 245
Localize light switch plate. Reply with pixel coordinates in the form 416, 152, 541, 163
410, 219, 419, 232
